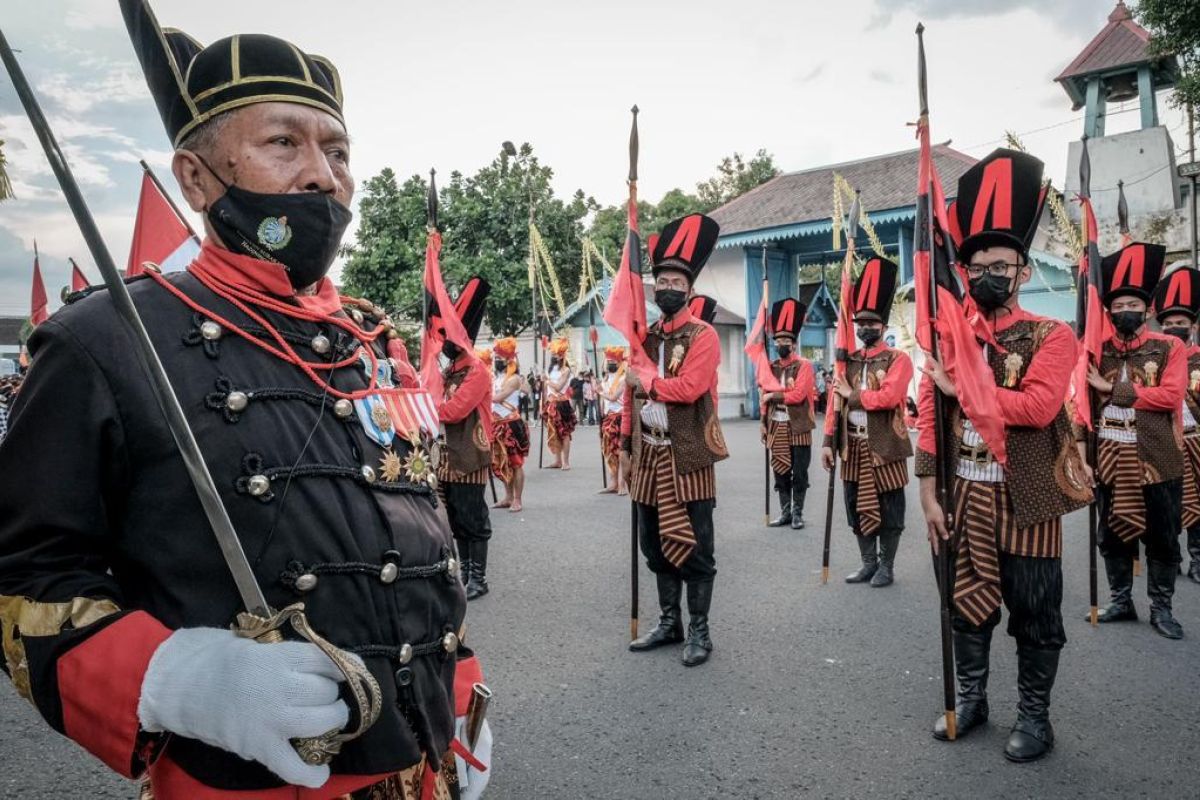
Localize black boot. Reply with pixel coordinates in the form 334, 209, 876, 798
871, 531, 900, 587
790, 488, 807, 530
1147, 559, 1184, 639
845, 535, 878, 583
1004, 646, 1059, 762
682, 580, 714, 667
455, 539, 471, 588
629, 574, 684, 651
465, 541, 489, 600
1094, 556, 1137, 622
932, 627, 991, 741
1188, 528, 1200, 585
768, 490, 792, 527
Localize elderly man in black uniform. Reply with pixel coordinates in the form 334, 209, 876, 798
0, 2, 489, 798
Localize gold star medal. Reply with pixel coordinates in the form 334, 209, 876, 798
379, 448, 404, 483
403, 444, 436, 489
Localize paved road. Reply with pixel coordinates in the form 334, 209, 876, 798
3, 417, 1198, 799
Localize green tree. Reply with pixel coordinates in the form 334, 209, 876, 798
1137, 0, 1200, 110
695, 149, 780, 209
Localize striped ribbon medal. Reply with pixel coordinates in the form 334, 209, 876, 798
353, 352, 397, 447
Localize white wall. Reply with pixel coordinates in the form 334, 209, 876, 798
693, 248, 748, 320
1064, 127, 1179, 224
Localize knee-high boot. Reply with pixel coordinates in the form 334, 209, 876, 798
933, 626, 992, 740
1147, 559, 1184, 639
768, 489, 792, 527
629, 573, 684, 651
1004, 645, 1059, 762
871, 530, 901, 587
1094, 555, 1137, 622
465, 541, 489, 600
681, 580, 714, 667
455, 538, 471, 587
1188, 527, 1200, 584
790, 487, 807, 530
844, 535, 878, 583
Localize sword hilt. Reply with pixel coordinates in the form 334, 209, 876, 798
234, 603, 384, 766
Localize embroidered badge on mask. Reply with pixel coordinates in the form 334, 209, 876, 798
354, 352, 397, 447
257, 215, 293, 251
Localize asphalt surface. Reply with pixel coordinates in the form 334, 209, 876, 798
3, 417, 1199, 799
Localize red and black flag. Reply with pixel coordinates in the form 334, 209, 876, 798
1072, 137, 1110, 430
69, 258, 89, 292
914, 109, 1006, 466
833, 192, 861, 383
420, 170, 473, 402
30, 240, 48, 327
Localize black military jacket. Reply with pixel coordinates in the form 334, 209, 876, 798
0, 270, 465, 790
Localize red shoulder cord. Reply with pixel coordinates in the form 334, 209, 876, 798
146, 265, 397, 402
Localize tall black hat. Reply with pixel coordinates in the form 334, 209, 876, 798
851, 256, 898, 323
1101, 242, 1166, 305
687, 294, 718, 325
121, 0, 344, 147
1153, 266, 1200, 321
952, 148, 1047, 265
651, 214, 720, 281
771, 298, 806, 339
452, 276, 490, 344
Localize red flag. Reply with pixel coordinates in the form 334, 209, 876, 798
69, 258, 88, 292
602, 182, 657, 386
419, 229, 474, 402
743, 291, 785, 393
1072, 195, 1110, 429
30, 243, 48, 326
914, 114, 1007, 467
127, 171, 199, 276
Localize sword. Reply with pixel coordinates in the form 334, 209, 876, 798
0, 26, 380, 766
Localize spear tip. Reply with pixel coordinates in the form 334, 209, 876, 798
631, 104, 639, 116
916, 22, 925, 35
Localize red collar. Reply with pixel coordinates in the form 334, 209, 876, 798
661, 307, 696, 334
1109, 329, 1151, 352
775, 352, 799, 366
981, 303, 1031, 335
857, 342, 888, 358
193, 240, 342, 316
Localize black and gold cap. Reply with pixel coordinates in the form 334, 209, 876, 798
120, 0, 344, 148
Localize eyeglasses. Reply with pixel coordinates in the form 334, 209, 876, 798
964, 261, 1024, 279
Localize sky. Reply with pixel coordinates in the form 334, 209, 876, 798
0, 0, 1190, 319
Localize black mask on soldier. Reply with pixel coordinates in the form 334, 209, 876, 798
968, 273, 1015, 312
606, 362, 618, 373
443, 342, 461, 360
1162, 325, 1192, 343
197, 156, 352, 289
1111, 310, 1146, 337
857, 327, 882, 347
654, 289, 688, 316
777, 344, 793, 358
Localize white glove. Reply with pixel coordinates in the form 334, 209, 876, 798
454, 718, 493, 800
137, 627, 350, 789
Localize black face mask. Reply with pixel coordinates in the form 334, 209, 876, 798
655, 289, 688, 316
1111, 310, 1145, 337
494, 360, 507, 373
199, 157, 352, 289
1162, 325, 1192, 343
968, 273, 1015, 312
606, 363, 618, 373
443, 342, 462, 360
857, 327, 882, 347
776, 344, 793, 358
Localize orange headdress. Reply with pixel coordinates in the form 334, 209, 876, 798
493, 337, 519, 375
603, 345, 627, 363
475, 347, 492, 364
549, 337, 570, 359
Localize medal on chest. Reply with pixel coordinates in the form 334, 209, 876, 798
1143, 360, 1159, 388
1003, 353, 1024, 388
353, 352, 397, 447
668, 343, 686, 375
1190, 369, 1200, 394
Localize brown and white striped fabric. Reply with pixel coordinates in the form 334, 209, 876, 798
1183, 435, 1200, 529
766, 419, 809, 474
631, 441, 697, 568
436, 460, 488, 487
841, 436, 908, 537
629, 441, 716, 506
950, 477, 1063, 626
1097, 438, 1147, 543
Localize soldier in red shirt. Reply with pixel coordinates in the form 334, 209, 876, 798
1086, 243, 1186, 639
760, 298, 816, 529
822, 257, 913, 586
622, 214, 729, 667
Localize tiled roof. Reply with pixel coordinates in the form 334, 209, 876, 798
708, 144, 977, 238
1055, 2, 1154, 82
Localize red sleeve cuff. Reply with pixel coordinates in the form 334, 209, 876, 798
454, 654, 485, 717
57, 611, 172, 778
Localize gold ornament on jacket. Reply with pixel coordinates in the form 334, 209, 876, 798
1144, 360, 1159, 388
1003, 353, 1024, 388
1190, 369, 1200, 393
668, 344, 685, 374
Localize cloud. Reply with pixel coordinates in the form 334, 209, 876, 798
794, 63, 827, 85
868, 0, 1110, 31
869, 68, 898, 85
36, 67, 148, 115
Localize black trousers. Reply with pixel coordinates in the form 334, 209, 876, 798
637, 500, 717, 583
1097, 478, 1182, 564
843, 483, 905, 538
443, 481, 492, 543
773, 444, 811, 495
952, 552, 1066, 650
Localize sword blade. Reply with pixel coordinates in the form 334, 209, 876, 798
0, 26, 272, 617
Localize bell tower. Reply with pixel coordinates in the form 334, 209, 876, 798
1059, 1, 1182, 236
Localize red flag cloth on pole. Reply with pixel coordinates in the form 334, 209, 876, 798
418, 229, 473, 402
30, 253, 48, 326
914, 116, 1007, 467
69, 258, 88, 292
834, 244, 856, 379
602, 183, 657, 386
1072, 195, 1110, 430
127, 172, 200, 276
743, 293, 784, 393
